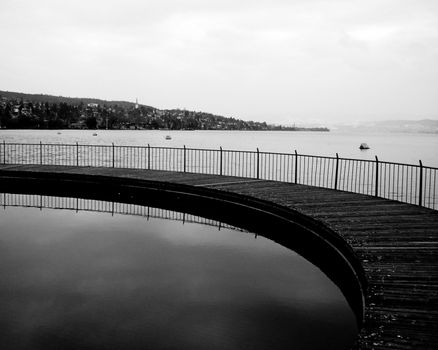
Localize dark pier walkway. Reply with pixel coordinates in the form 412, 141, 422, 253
1, 164, 437, 349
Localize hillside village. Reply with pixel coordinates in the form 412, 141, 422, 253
0, 91, 329, 131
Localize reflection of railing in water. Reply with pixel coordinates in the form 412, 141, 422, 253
1, 141, 437, 209
0, 193, 246, 233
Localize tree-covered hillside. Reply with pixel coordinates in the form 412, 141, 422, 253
0, 90, 328, 131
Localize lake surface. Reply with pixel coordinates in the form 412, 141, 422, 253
1, 129, 437, 167
0, 197, 357, 350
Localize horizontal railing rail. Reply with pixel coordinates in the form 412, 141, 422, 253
1, 141, 437, 210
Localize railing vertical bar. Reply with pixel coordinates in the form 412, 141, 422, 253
375, 156, 379, 197
419, 160, 423, 206
183, 145, 186, 172
206, 149, 209, 174
127, 146, 130, 169
357, 160, 362, 193
256, 148, 260, 180
341, 159, 346, 191
426, 168, 430, 208
396, 164, 400, 201
367, 160, 371, 195
351, 160, 356, 192
112, 143, 115, 168
315, 157, 319, 185
282, 154, 285, 181
217, 147, 221, 175
147, 144, 150, 170
309, 157, 313, 185
294, 150, 298, 184
285, 154, 290, 182
389, 165, 395, 199
316, 157, 319, 186
410, 166, 414, 204
433, 169, 436, 209
271, 153, 274, 180
355, 160, 359, 193
308, 156, 311, 185
334, 153, 339, 190
321, 158, 325, 187
318, 158, 326, 187
244, 151, 247, 178
198, 149, 201, 174
322, 158, 327, 187
245, 152, 253, 178
273, 153, 277, 181
265, 153, 272, 180
368, 161, 372, 195
430, 169, 433, 209
270, 153, 273, 180
315, 157, 318, 186
345, 160, 350, 192
237, 151, 241, 177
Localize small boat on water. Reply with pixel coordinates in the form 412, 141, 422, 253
165, 135, 172, 140
92, 133, 98, 136
359, 143, 370, 150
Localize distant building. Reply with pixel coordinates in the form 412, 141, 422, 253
69, 121, 86, 129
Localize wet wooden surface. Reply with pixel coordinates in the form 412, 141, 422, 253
1, 164, 437, 349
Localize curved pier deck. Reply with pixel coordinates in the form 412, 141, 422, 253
1, 164, 437, 349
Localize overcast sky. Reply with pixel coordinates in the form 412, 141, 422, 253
1, 0, 437, 124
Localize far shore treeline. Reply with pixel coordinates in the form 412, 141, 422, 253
0, 90, 329, 131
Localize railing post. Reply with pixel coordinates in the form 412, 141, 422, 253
76, 142, 79, 166
2, 140, 5, 164
375, 155, 379, 197
183, 145, 186, 173
147, 144, 151, 170
219, 146, 223, 176
40, 141, 43, 165
419, 160, 423, 207
334, 153, 339, 190
256, 148, 260, 179
294, 150, 298, 184
112, 143, 115, 168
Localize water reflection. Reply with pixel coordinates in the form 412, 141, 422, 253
0, 193, 243, 233
0, 194, 357, 350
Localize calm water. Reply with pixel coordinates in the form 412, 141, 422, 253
0, 200, 357, 350
1, 129, 437, 167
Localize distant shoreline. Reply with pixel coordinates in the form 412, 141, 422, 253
0, 90, 329, 132
0, 127, 330, 132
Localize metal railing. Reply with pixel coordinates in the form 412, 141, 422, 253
1, 141, 437, 210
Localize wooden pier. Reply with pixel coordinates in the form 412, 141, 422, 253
1, 164, 437, 349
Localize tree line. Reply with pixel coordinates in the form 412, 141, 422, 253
0, 97, 273, 130
0, 91, 329, 131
